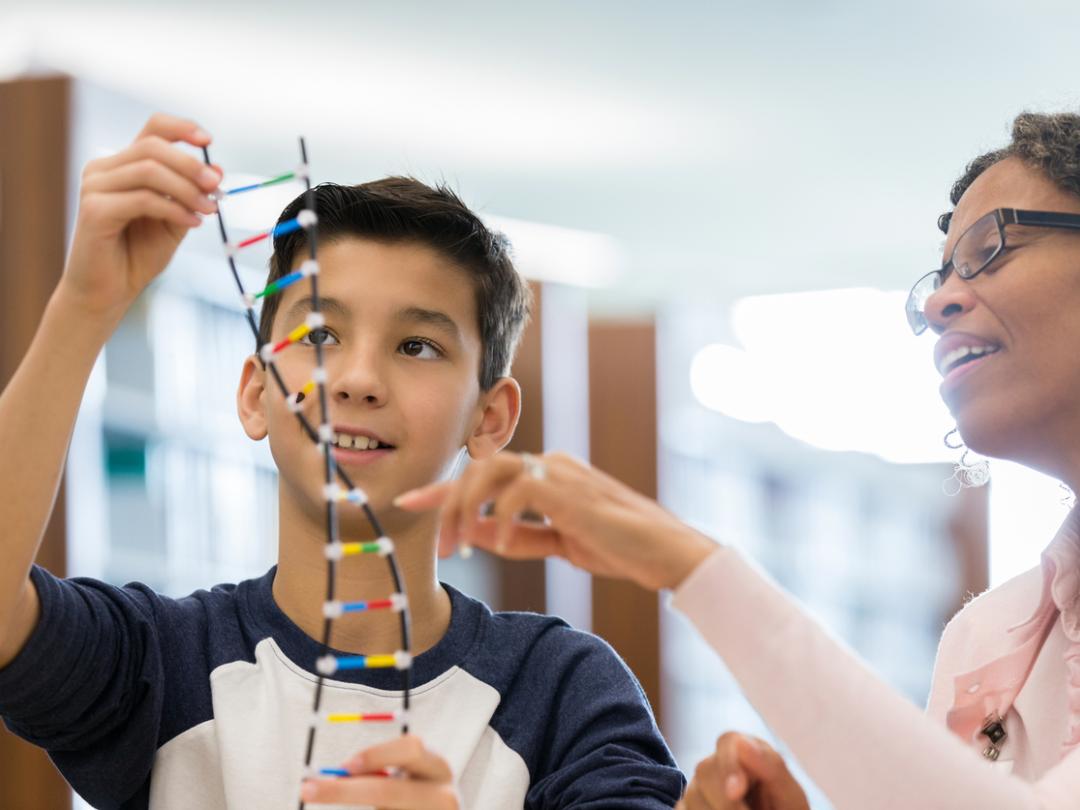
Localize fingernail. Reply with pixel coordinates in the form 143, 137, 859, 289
193, 127, 211, 142
725, 774, 741, 800
198, 167, 220, 188
346, 753, 364, 771
300, 781, 316, 800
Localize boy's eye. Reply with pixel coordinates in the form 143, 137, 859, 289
400, 338, 442, 360
301, 327, 339, 347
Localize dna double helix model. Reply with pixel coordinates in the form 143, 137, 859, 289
201, 139, 413, 809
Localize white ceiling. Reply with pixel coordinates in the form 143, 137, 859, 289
5, 0, 1080, 309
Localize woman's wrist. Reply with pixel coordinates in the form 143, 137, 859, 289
658, 525, 720, 591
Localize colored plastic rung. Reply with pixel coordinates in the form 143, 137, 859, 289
224, 171, 296, 196
315, 651, 411, 675
326, 712, 398, 724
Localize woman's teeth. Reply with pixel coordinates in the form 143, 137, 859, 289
333, 433, 388, 451
940, 344, 999, 375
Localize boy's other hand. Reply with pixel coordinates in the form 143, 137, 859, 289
300, 734, 459, 809
678, 733, 810, 810
60, 113, 221, 324
395, 451, 718, 592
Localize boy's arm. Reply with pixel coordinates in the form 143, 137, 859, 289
521, 627, 686, 809
0, 114, 220, 668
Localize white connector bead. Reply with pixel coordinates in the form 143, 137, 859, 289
318, 424, 334, 444
259, 344, 275, 364
390, 593, 408, 612
324, 542, 344, 561
323, 600, 344, 619
297, 209, 318, 228
241, 292, 256, 309
305, 312, 326, 330
316, 655, 338, 675
300, 259, 319, 277
345, 488, 368, 507
286, 393, 303, 413
394, 651, 413, 670
323, 482, 343, 502
312, 367, 328, 384
376, 537, 395, 556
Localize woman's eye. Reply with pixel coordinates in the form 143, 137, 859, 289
301, 327, 338, 347
400, 339, 442, 359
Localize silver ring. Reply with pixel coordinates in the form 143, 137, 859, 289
521, 452, 547, 481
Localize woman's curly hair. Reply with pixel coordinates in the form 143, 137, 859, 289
939, 112, 1080, 234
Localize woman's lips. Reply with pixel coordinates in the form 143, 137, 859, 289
940, 350, 999, 390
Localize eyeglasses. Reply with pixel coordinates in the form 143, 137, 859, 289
905, 208, 1080, 335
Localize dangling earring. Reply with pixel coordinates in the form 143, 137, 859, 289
943, 428, 990, 496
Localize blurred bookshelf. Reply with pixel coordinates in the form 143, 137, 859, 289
656, 306, 968, 810
69, 260, 280, 597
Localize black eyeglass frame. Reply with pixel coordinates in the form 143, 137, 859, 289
906, 207, 1080, 336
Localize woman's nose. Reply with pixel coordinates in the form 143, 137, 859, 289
923, 273, 978, 334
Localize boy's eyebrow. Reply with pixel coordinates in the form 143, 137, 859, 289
394, 306, 463, 341
282, 296, 350, 323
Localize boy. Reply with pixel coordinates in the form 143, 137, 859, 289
0, 114, 684, 809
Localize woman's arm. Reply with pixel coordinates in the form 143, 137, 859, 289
396, 451, 1080, 810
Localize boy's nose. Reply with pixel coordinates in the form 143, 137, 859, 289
330, 356, 387, 406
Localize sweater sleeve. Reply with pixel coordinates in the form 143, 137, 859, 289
669, 547, 1080, 810
0, 565, 164, 809
515, 624, 686, 809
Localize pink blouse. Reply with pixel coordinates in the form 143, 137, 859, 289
671, 507, 1080, 810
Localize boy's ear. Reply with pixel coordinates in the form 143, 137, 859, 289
466, 377, 522, 460
237, 355, 269, 440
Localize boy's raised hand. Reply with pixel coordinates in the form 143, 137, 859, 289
300, 735, 460, 809
61, 113, 221, 323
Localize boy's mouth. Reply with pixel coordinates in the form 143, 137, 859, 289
331, 430, 394, 451
328, 427, 396, 467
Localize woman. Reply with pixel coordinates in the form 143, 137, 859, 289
396, 111, 1080, 809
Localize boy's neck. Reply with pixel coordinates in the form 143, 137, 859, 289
272, 494, 451, 658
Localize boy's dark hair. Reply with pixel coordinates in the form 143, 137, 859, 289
259, 178, 532, 390
939, 111, 1080, 234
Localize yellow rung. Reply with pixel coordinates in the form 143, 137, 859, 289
362, 654, 398, 669
286, 323, 311, 344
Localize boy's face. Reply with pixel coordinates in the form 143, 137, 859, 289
238, 237, 518, 534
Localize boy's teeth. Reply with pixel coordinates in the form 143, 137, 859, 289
333, 432, 382, 450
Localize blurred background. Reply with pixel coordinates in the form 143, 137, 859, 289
2, 1, 1079, 807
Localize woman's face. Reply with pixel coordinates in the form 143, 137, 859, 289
925, 157, 1080, 478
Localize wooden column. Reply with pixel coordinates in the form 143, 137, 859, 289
498, 281, 547, 612
0, 74, 74, 810
588, 319, 663, 724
